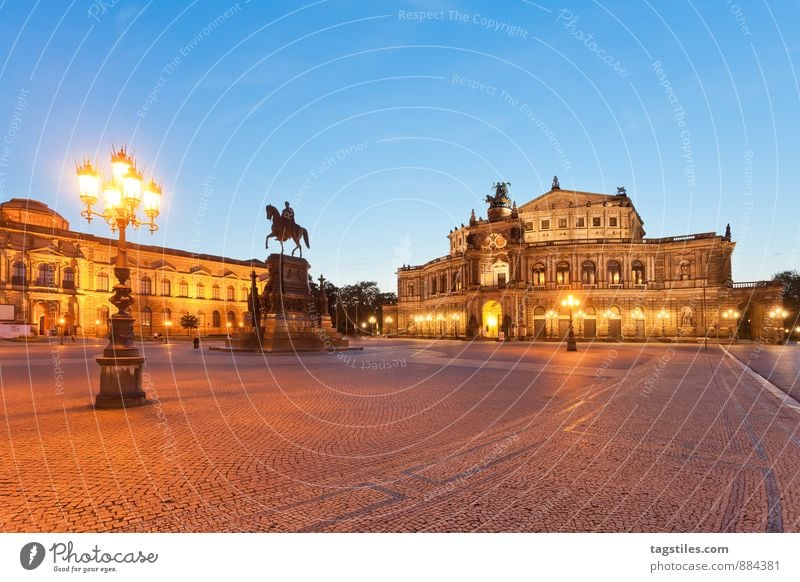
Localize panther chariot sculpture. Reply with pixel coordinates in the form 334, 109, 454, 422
265, 201, 310, 257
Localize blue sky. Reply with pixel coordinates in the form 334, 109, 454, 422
0, 0, 798, 291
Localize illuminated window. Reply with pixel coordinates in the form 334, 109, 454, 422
96, 271, 109, 292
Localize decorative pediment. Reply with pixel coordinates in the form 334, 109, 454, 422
188, 265, 211, 276
518, 190, 614, 212
150, 259, 177, 271
222, 269, 239, 279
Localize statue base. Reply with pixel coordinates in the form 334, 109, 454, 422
211, 254, 357, 354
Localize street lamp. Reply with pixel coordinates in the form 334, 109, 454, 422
657, 309, 669, 338
545, 309, 558, 339
368, 315, 377, 336
450, 313, 460, 337
721, 308, 740, 341
561, 295, 579, 351
384, 315, 393, 336
58, 317, 66, 344
94, 319, 100, 339
164, 319, 172, 344
769, 307, 789, 343
435, 313, 445, 336
76, 146, 162, 408
426, 313, 433, 336
575, 309, 586, 338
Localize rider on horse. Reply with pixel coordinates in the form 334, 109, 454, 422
282, 201, 295, 223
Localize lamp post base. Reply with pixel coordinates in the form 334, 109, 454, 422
566, 327, 578, 352
94, 355, 147, 409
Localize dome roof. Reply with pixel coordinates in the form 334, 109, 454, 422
0, 198, 70, 231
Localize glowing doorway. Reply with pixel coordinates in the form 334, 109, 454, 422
482, 300, 502, 338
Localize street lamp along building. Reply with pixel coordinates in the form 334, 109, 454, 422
0, 197, 265, 339
396, 178, 783, 342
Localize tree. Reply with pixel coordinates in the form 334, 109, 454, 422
325, 281, 396, 334
180, 313, 200, 335
773, 271, 800, 312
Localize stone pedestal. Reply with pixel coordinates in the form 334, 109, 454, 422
219, 254, 354, 353
94, 313, 146, 409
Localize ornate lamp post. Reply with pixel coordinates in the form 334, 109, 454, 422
368, 315, 377, 336
657, 309, 669, 338
721, 308, 740, 341
426, 313, 433, 336
76, 146, 162, 408
561, 294, 579, 352
575, 309, 586, 337
769, 307, 788, 344
164, 319, 172, 344
435, 313, 445, 336
384, 315, 393, 336
450, 313, 460, 337
546, 309, 557, 339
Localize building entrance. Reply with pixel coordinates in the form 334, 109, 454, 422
482, 301, 502, 338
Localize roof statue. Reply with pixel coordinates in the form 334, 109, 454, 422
551, 175, 560, 190
485, 181, 512, 208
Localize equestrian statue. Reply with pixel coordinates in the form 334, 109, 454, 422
265, 201, 310, 257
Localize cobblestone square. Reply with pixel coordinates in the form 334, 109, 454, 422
2, 338, 799, 532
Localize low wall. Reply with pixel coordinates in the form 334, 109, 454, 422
0, 323, 33, 338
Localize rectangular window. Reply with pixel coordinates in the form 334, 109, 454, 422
524, 221, 534, 230
558, 218, 567, 229
497, 273, 506, 286
592, 217, 602, 227
576, 217, 585, 228
541, 220, 550, 230
609, 217, 618, 227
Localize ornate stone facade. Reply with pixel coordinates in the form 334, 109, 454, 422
0, 198, 265, 337
397, 183, 783, 341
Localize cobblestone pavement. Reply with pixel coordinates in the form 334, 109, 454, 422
1, 337, 799, 532
726, 343, 800, 402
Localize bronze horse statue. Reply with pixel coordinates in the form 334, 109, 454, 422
265, 204, 310, 257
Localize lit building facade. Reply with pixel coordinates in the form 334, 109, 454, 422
0, 198, 265, 337
397, 181, 783, 341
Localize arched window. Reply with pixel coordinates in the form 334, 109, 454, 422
196, 282, 205, 298
141, 307, 152, 326
96, 271, 109, 291
212, 284, 220, 300
37, 264, 55, 287
161, 278, 171, 296
439, 274, 448, 293
227, 311, 236, 326
581, 261, 596, 285
98, 306, 109, 324
607, 260, 622, 285
532, 263, 546, 286
631, 260, 645, 285
12, 261, 26, 285
140, 276, 152, 295
63, 267, 75, 290
556, 262, 570, 285
227, 285, 235, 301
163, 308, 171, 324
179, 280, 189, 297
212, 310, 221, 327
240, 286, 247, 301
